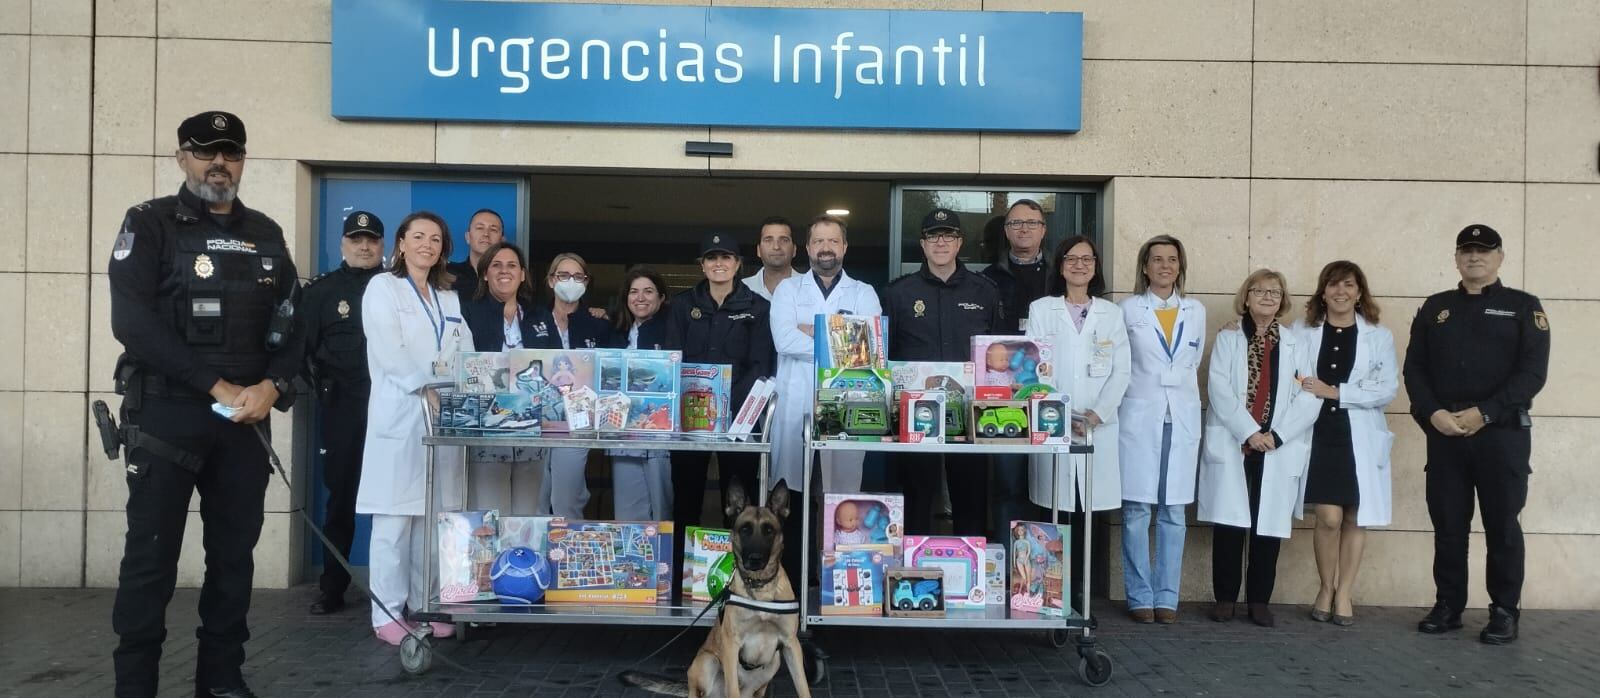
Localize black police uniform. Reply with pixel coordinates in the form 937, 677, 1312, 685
106, 110, 300, 697
981, 251, 1051, 335
1403, 225, 1550, 638
299, 211, 385, 613
882, 222, 1003, 536
447, 259, 480, 296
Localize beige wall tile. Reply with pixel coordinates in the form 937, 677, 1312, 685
31, 0, 92, 35
1374, 296, 1423, 417
0, 393, 20, 511
1538, 300, 1598, 418
157, 0, 329, 42
0, 510, 18, 587
1527, 67, 1600, 184
1106, 177, 1250, 296
263, 407, 299, 515
90, 156, 156, 269
24, 274, 89, 392
1526, 184, 1600, 301
1388, 413, 1433, 533
0, 36, 27, 152
708, 129, 978, 176
20, 510, 83, 587
84, 510, 123, 587
982, 60, 1251, 178
88, 275, 120, 395
1254, 0, 1525, 64
27, 35, 92, 154
0, 155, 24, 272
0, 275, 20, 391
92, 37, 155, 155
1525, 417, 1600, 534
1252, 63, 1524, 182
85, 392, 125, 512
253, 513, 296, 588
1248, 179, 1524, 296
26, 154, 91, 274
436, 123, 707, 171
0, 0, 28, 34
22, 391, 87, 510
1529, 0, 1600, 66
156, 40, 435, 162
987, 0, 1252, 61
92, 509, 296, 588
240, 159, 302, 262
96, 0, 156, 37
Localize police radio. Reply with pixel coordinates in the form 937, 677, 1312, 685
265, 298, 294, 351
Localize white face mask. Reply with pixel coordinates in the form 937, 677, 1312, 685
553, 279, 587, 303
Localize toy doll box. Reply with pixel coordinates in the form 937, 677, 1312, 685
504, 349, 596, 432
903, 535, 986, 608
544, 521, 662, 604
1008, 520, 1071, 618
679, 364, 733, 434
898, 391, 947, 444
594, 349, 682, 434
888, 361, 975, 440
819, 550, 888, 615
969, 399, 1033, 445
1029, 393, 1072, 445
437, 510, 500, 603
814, 314, 888, 369
884, 566, 946, 617
970, 336, 1054, 396
822, 493, 904, 554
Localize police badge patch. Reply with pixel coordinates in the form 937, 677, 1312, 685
1534, 311, 1549, 331
194, 254, 215, 279
913, 299, 926, 317
112, 222, 135, 261
337, 299, 351, 318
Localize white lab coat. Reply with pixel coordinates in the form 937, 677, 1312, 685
1195, 324, 1321, 539
1026, 296, 1131, 512
1291, 317, 1398, 528
742, 267, 798, 302
768, 270, 882, 491
356, 272, 474, 516
1117, 293, 1206, 505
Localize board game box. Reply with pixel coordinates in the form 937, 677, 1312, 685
814, 314, 888, 369
437, 510, 500, 603
903, 535, 986, 609
594, 349, 681, 434
1008, 520, 1070, 618
679, 364, 733, 434
545, 520, 662, 604
504, 349, 596, 432
819, 550, 888, 615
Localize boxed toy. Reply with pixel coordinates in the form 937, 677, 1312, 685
457, 352, 510, 394
814, 314, 888, 369
819, 549, 888, 615
437, 510, 500, 603
970, 399, 1032, 444
505, 349, 596, 432
1008, 520, 1070, 618
984, 543, 1007, 606
497, 516, 564, 553
884, 566, 945, 617
654, 521, 675, 604
545, 520, 662, 604
679, 364, 733, 434
903, 536, 985, 608
971, 336, 1054, 397
1029, 393, 1072, 445
681, 526, 735, 604
823, 493, 904, 554
898, 391, 947, 444
814, 367, 894, 441
594, 349, 682, 434
888, 361, 975, 441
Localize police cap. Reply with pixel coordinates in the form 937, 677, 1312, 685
344, 211, 383, 239
1455, 224, 1502, 251
699, 232, 738, 258
177, 111, 246, 148
921, 208, 961, 236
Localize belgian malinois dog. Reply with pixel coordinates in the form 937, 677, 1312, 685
619, 482, 811, 698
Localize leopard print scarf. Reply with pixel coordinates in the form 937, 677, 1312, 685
1244, 318, 1280, 427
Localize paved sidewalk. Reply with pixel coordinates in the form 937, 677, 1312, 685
3, 587, 1596, 696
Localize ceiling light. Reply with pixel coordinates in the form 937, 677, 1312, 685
825, 208, 850, 216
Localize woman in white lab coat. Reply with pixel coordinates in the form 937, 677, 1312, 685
357, 211, 475, 645
1294, 261, 1397, 627
1027, 235, 1131, 617
1116, 235, 1205, 624
1196, 269, 1320, 628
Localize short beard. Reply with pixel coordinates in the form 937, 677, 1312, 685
812, 254, 841, 275
185, 170, 238, 204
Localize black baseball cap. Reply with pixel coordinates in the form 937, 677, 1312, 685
921, 208, 961, 236
178, 110, 246, 149
344, 211, 383, 239
1455, 224, 1502, 251
698, 232, 738, 258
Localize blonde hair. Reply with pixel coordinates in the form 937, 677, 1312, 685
1232, 268, 1290, 319
1132, 235, 1187, 296
545, 252, 590, 280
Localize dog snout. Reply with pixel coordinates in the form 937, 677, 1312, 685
743, 553, 768, 570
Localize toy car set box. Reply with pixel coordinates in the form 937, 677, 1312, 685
813, 367, 894, 442
898, 391, 947, 444
887, 361, 974, 440
969, 399, 1032, 444
903, 535, 985, 608
814, 314, 888, 369
822, 493, 904, 555
884, 566, 945, 617
971, 336, 1054, 397
820, 550, 889, 615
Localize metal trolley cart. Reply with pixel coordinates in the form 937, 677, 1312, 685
400, 387, 775, 675
798, 426, 1113, 688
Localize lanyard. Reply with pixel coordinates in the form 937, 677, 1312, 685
408, 280, 444, 351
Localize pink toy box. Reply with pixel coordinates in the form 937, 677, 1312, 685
1008, 520, 1070, 618
822, 493, 904, 555
903, 535, 987, 609
971, 336, 1054, 397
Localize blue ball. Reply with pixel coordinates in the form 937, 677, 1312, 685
490, 547, 551, 605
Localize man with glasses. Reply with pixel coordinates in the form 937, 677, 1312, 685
882, 208, 1002, 535
107, 111, 301, 697
447, 208, 505, 295
743, 215, 800, 301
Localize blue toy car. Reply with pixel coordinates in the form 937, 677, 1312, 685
892, 579, 941, 611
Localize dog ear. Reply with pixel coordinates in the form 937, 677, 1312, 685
767, 482, 791, 520
724, 481, 749, 520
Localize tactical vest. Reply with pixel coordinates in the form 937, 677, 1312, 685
165, 215, 290, 384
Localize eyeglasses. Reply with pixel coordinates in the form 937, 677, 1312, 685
551, 272, 590, 283
1004, 220, 1046, 231
922, 232, 961, 243
182, 145, 245, 162
1061, 255, 1097, 267
1248, 288, 1284, 298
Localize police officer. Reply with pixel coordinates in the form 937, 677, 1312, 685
299, 211, 385, 615
1404, 224, 1551, 645
108, 111, 300, 697
446, 207, 504, 295
882, 208, 1002, 535
664, 231, 776, 595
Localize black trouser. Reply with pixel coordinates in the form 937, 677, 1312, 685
894, 453, 989, 537
317, 390, 368, 599
112, 396, 270, 697
670, 450, 760, 599
1212, 452, 1280, 604
1425, 427, 1530, 614
990, 453, 1041, 543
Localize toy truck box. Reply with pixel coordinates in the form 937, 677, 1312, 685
814, 367, 894, 442
884, 566, 945, 617
970, 399, 1032, 445
888, 360, 975, 441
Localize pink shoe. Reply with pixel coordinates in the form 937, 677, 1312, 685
429, 622, 456, 639
374, 620, 411, 646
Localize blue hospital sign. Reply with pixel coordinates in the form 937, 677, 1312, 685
332, 0, 1083, 133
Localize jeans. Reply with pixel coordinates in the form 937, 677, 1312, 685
1121, 422, 1187, 610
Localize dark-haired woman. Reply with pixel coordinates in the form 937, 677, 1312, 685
605, 267, 673, 521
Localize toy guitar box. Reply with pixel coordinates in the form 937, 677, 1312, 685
819, 550, 888, 615
594, 349, 681, 434
1008, 520, 1070, 618
971, 336, 1054, 398
544, 520, 662, 604
679, 363, 733, 434
888, 360, 975, 441
814, 314, 888, 369
504, 349, 596, 432
822, 493, 904, 555
437, 510, 500, 603
903, 535, 986, 609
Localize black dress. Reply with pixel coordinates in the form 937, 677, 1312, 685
1304, 322, 1360, 507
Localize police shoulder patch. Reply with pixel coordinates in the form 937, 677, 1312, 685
112, 217, 136, 261
1534, 310, 1549, 331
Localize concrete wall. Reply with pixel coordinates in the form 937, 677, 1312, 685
1, 0, 1595, 609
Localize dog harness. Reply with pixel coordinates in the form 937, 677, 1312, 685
725, 594, 800, 615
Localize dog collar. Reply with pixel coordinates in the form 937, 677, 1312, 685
725, 594, 800, 615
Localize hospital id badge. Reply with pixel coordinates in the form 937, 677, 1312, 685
432, 359, 451, 377
1089, 339, 1114, 377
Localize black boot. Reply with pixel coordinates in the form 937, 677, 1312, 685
1417, 604, 1463, 634
1480, 605, 1519, 645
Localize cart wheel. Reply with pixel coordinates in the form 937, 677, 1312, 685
1048, 628, 1072, 648
1075, 649, 1113, 687
454, 621, 470, 642
805, 644, 829, 687
400, 633, 433, 675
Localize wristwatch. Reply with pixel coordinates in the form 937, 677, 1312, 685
269, 376, 293, 396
